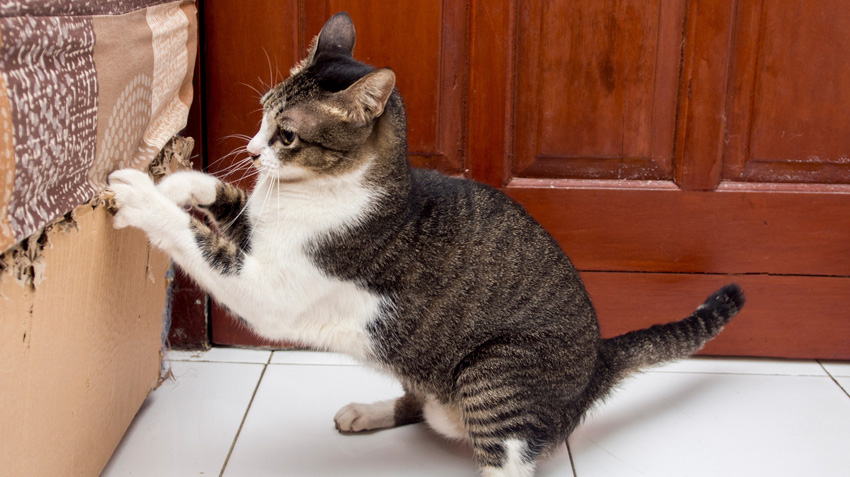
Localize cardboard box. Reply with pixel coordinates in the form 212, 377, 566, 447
0, 200, 168, 476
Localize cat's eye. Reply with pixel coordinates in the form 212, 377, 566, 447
272, 128, 297, 147
281, 129, 296, 146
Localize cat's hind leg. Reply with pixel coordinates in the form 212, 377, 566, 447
479, 439, 537, 477
453, 342, 585, 477
334, 390, 423, 433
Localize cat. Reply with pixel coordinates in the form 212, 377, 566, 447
108, 12, 745, 477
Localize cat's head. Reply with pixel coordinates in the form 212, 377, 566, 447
247, 12, 399, 183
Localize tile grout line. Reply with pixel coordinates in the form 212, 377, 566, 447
648, 371, 827, 377
817, 360, 850, 400
566, 440, 578, 477
170, 360, 271, 365
219, 353, 273, 477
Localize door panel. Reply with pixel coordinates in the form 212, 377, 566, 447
203, 0, 299, 190
583, 272, 850, 359
724, 0, 850, 184
505, 184, 850, 276
514, 0, 684, 181
489, 0, 850, 359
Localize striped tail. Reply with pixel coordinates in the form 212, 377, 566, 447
589, 284, 746, 400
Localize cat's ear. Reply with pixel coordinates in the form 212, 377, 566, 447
336, 68, 396, 126
315, 12, 356, 57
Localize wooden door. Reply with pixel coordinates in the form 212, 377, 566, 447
202, 1, 850, 358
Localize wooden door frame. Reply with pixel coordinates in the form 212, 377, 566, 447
167, 0, 209, 350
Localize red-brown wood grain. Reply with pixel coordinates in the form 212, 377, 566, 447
724, 0, 850, 184
304, 1, 468, 174
582, 272, 850, 360
505, 181, 850, 276
673, 0, 735, 191
203, 0, 300, 191
466, 0, 514, 187
197, 1, 850, 358
513, 0, 684, 182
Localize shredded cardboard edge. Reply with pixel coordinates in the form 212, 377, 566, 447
0, 136, 195, 292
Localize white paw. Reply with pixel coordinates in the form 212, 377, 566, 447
107, 169, 187, 249
157, 171, 218, 207
334, 400, 396, 433
108, 169, 160, 230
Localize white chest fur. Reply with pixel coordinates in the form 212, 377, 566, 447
216, 166, 385, 361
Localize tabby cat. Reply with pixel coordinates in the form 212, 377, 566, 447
108, 12, 745, 477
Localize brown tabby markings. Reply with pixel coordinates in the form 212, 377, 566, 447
168, 12, 746, 476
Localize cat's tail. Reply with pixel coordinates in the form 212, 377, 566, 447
589, 284, 745, 400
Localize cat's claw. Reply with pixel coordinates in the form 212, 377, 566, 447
107, 169, 159, 230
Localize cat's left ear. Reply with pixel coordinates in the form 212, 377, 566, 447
336, 68, 396, 126
316, 12, 356, 57
290, 13, 357, 88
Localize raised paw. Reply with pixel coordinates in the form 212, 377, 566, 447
157, 171, 219, 208
334, 400, 396, 433
107, 169, 188, 248
107, 169, 159, 230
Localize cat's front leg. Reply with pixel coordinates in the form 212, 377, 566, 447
157, 171, 252, 247
156, 170, 219, 208
109, 168, 249, 294
108, 169, 191, 250
334, 391, 423, 433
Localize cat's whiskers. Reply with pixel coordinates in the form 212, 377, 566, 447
276, 167, 281, 225
218, 171, 268, 234
235, 159, 266, 185
209, 161, 256, 186
221, 135, 253, 145
208, 152, 247, 173
206, 144, 251, 172
243, 171, 276, 247
211, 156, 252, 178
263, 47, 275, 93
241, 82, 266, 101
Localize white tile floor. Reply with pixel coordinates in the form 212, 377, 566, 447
103, 349, 850, 477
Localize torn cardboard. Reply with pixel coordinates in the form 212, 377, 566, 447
0, 200, 169, 476
149, 136, 195, 181
0, 211, 79, 291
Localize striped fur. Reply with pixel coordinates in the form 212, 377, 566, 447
108, 12, 746, 476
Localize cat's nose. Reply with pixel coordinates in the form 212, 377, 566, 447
246, 142, 262, 157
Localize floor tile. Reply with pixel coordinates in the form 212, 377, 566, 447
166, 347, 272, 364
270, 350, 360, 366
835, 377, 850, 396
822, 360, 850, 377
225, 364, 568, 477
102, 361, 264, 477
652, 356, 826, 376
569, 372, 850, 477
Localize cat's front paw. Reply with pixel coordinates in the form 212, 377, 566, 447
108, 169, 162, 230
157, 171, 219, 208
334, 401, 395, 433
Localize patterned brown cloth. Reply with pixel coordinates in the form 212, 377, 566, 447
0, 0, 197, 252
